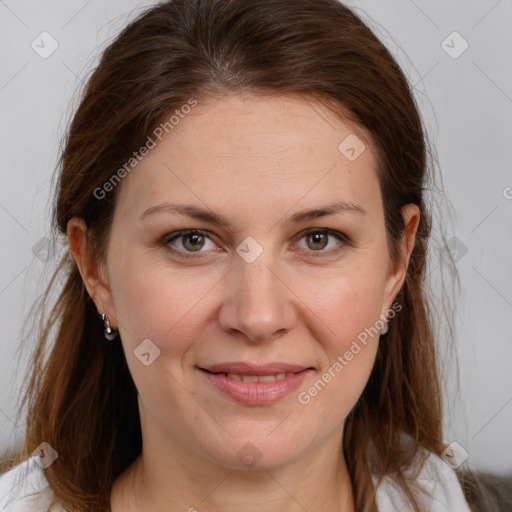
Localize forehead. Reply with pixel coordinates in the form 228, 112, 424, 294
114, 93, 382, 225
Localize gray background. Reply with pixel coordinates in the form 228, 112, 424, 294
0, 0, 511, 475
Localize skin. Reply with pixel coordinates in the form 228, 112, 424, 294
68, 93, 419, 512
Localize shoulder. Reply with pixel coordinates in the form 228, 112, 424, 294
0, 456, 64, 511
373, 448, 472, 512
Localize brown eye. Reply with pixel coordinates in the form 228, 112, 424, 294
163, 228, 350, 260
181, 231, 206, 251
305, 231, 329, 251
164, 230, 216, 256
295, 229, 349, 256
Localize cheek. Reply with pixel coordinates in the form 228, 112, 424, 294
109, 258, 212, 410
109, 254, 217, 353
311, 264, 386, 347
297, 272, 382, 423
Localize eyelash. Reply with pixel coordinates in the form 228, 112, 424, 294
161, 228, 351, 260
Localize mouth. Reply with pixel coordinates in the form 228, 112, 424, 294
198, 363, 314, 405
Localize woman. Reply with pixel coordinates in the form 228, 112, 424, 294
0, 0, 479, 510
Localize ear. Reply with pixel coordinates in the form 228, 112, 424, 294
67, 217, 118, 329
382, 203, 420, 316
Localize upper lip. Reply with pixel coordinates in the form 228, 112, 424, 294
199, 362, 312, 375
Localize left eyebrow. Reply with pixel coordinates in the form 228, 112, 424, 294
138, 200, 367, 231
285, 201, 367, 224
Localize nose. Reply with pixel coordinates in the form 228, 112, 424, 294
218, 247, 297, 343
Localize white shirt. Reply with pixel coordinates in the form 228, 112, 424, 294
0, 452, 471, 511
372, 450, 472, 512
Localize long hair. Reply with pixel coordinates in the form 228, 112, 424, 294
16, 1, 465, 510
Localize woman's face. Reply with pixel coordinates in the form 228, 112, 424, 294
85, 94, 418, 470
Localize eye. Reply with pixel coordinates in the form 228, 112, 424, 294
163, 230, 216, 257
294, 228, 349, 256
162, 228, 350, 259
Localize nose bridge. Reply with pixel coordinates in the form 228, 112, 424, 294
220, 241, 295, 342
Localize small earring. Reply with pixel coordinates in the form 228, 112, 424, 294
101, 313, 119, 341
379, 321, 389, 336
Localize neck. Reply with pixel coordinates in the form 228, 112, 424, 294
111, 429, 355, 512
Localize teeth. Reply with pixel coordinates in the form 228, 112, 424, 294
258, 374, 276, 382
223, 372, 296, 382
241, 375, 259, 383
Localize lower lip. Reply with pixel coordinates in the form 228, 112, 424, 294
199, 368, 312, 405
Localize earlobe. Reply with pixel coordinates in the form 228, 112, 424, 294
67, 217, 117, 327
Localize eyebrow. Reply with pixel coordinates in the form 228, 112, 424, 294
139, 200, 367, 230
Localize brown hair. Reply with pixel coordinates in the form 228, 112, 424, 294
16, 0, 468, 510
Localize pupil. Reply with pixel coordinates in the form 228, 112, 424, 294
186, 232, 204, 251
309, 232, 327, 250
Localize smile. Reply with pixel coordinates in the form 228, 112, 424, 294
198, 366, 313, 405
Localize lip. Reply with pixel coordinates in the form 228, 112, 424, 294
198, 362, 314, 405
201, 362, 311, 375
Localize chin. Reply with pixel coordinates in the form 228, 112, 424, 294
195, 427, 315, 471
